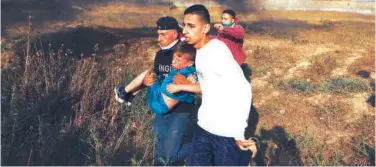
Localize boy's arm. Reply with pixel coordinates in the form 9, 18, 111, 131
124, 68, 155, 95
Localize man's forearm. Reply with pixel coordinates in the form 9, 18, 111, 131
179, 83, 201, 93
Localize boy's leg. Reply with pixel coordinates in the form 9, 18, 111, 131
213, 136, 251, 166
162, 112, 192, 165
188, 126, 214, 166
147, 83, 170, 115
115, 69, 150, 104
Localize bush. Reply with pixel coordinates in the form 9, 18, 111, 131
278, 77, 371, 95
279, 79, 313, 93
309, 54, 338, 81
320, 77, 371, 94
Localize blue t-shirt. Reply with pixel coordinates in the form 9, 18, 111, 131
147, 66, 197, 115
161, 66, 197, 103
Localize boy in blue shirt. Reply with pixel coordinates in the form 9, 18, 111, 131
147, 41, 197, 114
115, 41, 197, 115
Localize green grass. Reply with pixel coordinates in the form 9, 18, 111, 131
329, 151, 345, 166
278, 77, 371, 95
320, 77, 371, 94
278, 79, 313, 93
294, 133, 317, 150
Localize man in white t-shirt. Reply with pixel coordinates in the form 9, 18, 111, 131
166, 4, 256, 166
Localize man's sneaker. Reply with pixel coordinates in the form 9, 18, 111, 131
114, 85, 133, 106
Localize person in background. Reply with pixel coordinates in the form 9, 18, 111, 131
214, 9, 252, 82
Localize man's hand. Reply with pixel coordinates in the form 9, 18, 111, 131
143, 71, 157, 86
248, 142, 258, 158
187, 74, 197, 84
173, 74, 197, 84
214, 23, 224, 31
235, 139, 258, 158
235, 139, 255, 150
166, 84, 182, 94
173, 74, 190, 84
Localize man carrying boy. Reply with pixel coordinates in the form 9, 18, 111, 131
147, 42, 197, 115
115, 16, 197, 165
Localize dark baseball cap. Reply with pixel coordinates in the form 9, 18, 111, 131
156, 16, 181, 32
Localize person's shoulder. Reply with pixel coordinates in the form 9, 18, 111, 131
232, 24, 245, 33
209, 39, 229, 49
210, 38, 226, 46
172, 39, 181, 48
186, 66, 196, 73
234, 24, 244, 29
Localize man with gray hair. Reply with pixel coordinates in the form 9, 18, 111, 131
115, 16, 198, 165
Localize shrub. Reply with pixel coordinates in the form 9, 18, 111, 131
320, 77, 371, 94
279, 79, 313, 93
309, 54, 338, 80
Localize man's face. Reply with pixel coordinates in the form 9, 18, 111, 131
182, 14, 209, 47
172, 52, 193, 70
221, 13, 234, 25
157, 29, 177, 48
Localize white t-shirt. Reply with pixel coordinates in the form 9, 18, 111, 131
196, 39, 252, 140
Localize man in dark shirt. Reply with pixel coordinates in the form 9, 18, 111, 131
114, 16, 197, 165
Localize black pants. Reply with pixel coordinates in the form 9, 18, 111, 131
188, 126, 251, 166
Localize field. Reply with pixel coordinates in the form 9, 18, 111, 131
1, 0, 375, 165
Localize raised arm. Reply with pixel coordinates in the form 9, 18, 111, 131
222, 24, 245, 39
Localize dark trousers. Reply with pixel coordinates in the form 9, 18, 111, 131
153, 112, 192, 165
188, 125, 251, 166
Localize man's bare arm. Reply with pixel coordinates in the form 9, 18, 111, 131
167, 83, 201, 94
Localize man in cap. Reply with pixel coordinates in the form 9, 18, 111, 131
114, 16, 197, 165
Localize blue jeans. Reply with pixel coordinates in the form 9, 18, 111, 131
153, 112, 192, 165
188, 125, 251, 166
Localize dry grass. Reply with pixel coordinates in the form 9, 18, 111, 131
348, 48, 375, 77
243, 9, 374, 166
83, 3, 170, 29
1, 22, 157, 165
1, 1, 375, 166
305, 53, 340, 82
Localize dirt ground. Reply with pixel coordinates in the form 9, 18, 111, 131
1, 0, 375, 165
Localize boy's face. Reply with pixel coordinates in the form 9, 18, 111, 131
157, 29, 177, 48
182, 14, 210, 48
221, 13, 234, 25
172, 52, 193, 70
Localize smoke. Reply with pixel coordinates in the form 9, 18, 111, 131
46, 0, 258, 13
215, 0, 258, 13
